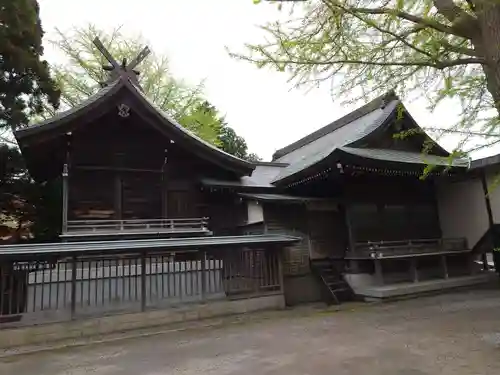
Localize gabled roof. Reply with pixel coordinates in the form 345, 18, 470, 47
15, 77, 255, 177
270, 92, 462, 185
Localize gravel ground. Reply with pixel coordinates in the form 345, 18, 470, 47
1, 287, 500, 375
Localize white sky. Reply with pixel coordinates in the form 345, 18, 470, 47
38, 0, 498, 161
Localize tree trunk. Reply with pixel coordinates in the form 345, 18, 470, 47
474, 1, 500, 115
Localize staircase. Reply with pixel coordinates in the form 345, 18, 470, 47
310, 258, 354, 305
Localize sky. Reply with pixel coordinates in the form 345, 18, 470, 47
38, 0, 496, 161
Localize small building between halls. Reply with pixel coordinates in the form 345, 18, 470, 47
9, 75, 500, 309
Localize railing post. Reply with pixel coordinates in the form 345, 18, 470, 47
201, 250, 207, 301
70, 256, 77, 320
62, 163, 69, 234
141, 251, 147, 312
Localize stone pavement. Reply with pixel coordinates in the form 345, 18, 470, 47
1, 287, 500, 375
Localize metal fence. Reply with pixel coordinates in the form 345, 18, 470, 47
0, 248, 281, 327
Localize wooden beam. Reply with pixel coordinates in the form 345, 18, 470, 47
93, 37, 120, 70
127, 46, 151, 70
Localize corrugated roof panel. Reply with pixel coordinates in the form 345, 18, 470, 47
0, 235, 301, 256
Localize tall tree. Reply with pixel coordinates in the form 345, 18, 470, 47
0, 0, 60, 137
238, 0, 500, 151
46, 25, 223, 145
195, 101, 262, 161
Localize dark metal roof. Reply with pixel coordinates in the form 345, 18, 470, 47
271, 99, 399, 184
0, 234, 301, 257
15, 77, 254, 177
238, 193, 336, 203
15, 79, 123, 139
272, 92, 398, 160
470, 154, 500, 169
337, 147, 471, 167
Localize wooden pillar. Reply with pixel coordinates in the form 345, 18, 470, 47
277, 247, 285, 293
468, 253, 477, 275
343, 203, 360, 273
62, 163, 69, 234
62, 132, 72, 235
440, 255, 449, 279
410, 258, 419, 283
70, 256, 77, 320
161, 148, 168, 221
374, 259, 384, 285
200, 250, 207, 301
481, 170, 495, 271
141, 251, 147, 312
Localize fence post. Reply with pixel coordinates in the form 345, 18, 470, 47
70, 256, 77, 320
277, 247, 285, 293
141, 251, 147, 312
200, 250, 207, 301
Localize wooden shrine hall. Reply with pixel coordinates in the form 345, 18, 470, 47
2, 37, 498, 331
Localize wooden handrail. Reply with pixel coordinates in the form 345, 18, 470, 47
350, 237, 469, 257
65, 217, 210, 234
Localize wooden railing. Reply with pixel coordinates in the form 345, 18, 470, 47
348, 238, 469, 259
64, 218, 210, 235
0, 248, 281, 326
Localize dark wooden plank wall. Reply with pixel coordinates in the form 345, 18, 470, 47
307, 209, 347, 259
67, 110, 240, 221
204, 193, 247, 234
344, 175, 441, 242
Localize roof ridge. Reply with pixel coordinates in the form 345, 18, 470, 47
272, 91, 399, 160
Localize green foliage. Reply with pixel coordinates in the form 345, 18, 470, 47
241, 0, 500, 154
46, 25, 222, 144
0, 145, 60, 242
45, 25, 261, 160
190, 101, 262, 161
218, 124, 250, 159
0, 0, 60, 131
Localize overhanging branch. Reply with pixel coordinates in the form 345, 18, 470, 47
321, 1, 474, 39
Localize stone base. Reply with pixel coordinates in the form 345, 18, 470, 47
0, 294, 284, 349
350, 273, 496, 301
283, 273, 323, 306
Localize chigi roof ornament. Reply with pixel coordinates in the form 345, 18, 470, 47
93, 37, 151, 89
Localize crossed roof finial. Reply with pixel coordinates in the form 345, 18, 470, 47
93, 37, 151, 88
